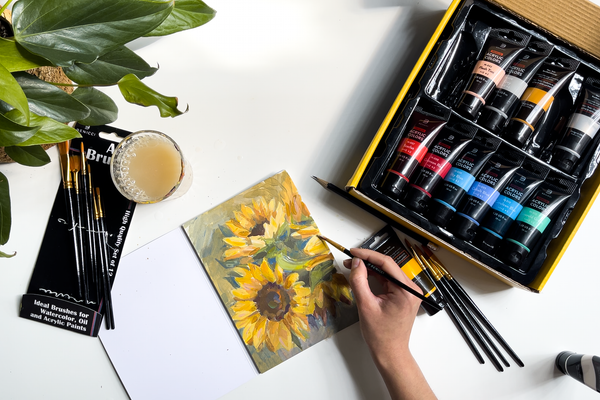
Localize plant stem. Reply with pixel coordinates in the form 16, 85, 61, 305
0, 1, 13, 19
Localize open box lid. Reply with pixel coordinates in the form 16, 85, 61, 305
490, 0, 600, 60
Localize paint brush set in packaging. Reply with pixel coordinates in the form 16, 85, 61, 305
19, 124, 136, 336
347, 0, 600, 291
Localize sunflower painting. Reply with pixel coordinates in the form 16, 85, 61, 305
182, 171, 358, 372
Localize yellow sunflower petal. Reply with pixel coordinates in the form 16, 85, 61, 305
223, 237, 247, 247
252, 317, 268, 351
304, 235, 329, 255
249, 263, 267, 284
232, 300, 257, 314
266, 320, 281, 352
235, 312, 258, 330
260, 259, 276, 283
291, 226, 319, 239
278, 320, 293, 351
240, 204, 256, 221
242, 316, 259, 345
232, 288, 258, 300
225, 220, 249, 237
275, 264, 284, 285
284, 273, 299, 289
305, 253, 334, 271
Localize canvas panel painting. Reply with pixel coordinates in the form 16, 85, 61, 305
183, 171, 358, 373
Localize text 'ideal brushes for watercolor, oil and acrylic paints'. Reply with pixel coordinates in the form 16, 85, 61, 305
316, 235, 442, 312
57, 140, 115, 330
405, 239, 524, 371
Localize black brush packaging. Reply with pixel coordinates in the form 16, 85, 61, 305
20, 124, 136, 336
351, 0, 600, 290
360, 225, 444, 316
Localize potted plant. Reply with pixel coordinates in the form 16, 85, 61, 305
0, 0, 215, 257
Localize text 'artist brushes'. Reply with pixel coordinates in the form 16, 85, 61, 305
406, 240, 485, 365
422, 247, 524, 368
94, 187, 115, 330
57, 141, 84, 300
415, 246, 506, 372
311, 176, 431, 246
317, 235, 442, 311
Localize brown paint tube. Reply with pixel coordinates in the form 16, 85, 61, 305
456, 28, 531, 120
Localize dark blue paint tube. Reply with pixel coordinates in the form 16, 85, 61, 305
427, 135, 501, 228
500, 177, 577, 269
556, 351, 600, 393
479, 41, 554, 133
552, 77, 600, 173
450, 149, 525, 241
473, 160, 550, 255
404, 122, 477, 214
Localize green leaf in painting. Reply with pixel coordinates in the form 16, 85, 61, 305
118, 74, 188, 117
276, 251, 311, 272
71, 87, 119, 126
0, 62, 29, 124
13, 72, 90, 123
145, 0, 216, 37
309, 260, 335, 291
0, 37, 52, 72
64, 46, 158, 85
14, 112, 81, 146
0, 171, 11, 245
0, 112, 40, 147
12, 0, 174, 67
4, 145, 51, 167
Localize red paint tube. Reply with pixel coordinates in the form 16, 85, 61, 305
456, 28, 531, 120
381, 106, 448, 199
404, 122, 477, 214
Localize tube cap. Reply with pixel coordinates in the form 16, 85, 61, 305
503, 120, 533, 147
449, 214, 479, 242
404, 186, 431, 214
427, 200, 455, 228
472, 228, 501, 255
479, 107, 508, 134
551, 148, 578, 174
499, 239, 530, 267
456, 92, 483, 120
381, 173, 408, 200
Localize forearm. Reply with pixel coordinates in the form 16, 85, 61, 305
372, 347, 437, 400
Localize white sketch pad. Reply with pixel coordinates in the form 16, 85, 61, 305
99, 228, 258, 400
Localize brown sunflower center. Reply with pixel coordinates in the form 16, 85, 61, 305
249, 223, 266, 237
254, 282, 291, 321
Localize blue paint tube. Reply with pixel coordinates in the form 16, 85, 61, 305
472, 160, 550, 255
450, 149, 525, 241
552, 77, 600, 173
500, 177, 577, 268
556, 351, 600, 393
404, 122, 477, 214
427, 135, 501, 228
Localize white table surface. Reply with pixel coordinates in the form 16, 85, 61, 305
2, 0, 600, 399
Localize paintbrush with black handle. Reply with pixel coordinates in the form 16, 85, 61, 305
94, 187, 115, 330
57, 141, 85, 300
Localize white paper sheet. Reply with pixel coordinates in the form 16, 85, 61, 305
99, 228, 258, 400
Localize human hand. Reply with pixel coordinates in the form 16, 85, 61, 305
342, 248, 423, 364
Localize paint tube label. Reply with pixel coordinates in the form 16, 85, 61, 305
445, 168, 476, 192
464, 61, 506, 105
492, 195, 523, 220
432, 168, 475, 211
516, 207, 551, 233
498, 75, 528, 98
467, 181, 500, 204
456, 182, 500, 224
566, 113, 600, 138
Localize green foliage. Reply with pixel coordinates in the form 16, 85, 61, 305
0, 0, 215, 251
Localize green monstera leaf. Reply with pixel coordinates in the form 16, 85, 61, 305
12, 0, 174, 67
146, 0, 216, 37
71, 87, 119, 126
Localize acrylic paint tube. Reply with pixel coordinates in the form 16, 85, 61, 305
473, 160, 550, 255
450, 149, 525, 242
427, 135, 502, 228
381, 107, 448, 199
552, 77, 600, 174
456, 28, 530, 120
502, 57, 580, 147
479, 41, 554, 133
500, 177, 577, 268
556, 351, 600, 393
404, 122, 477, 214
360, 225, 443, 316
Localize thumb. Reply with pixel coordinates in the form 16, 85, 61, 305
348, 257, 377, 310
